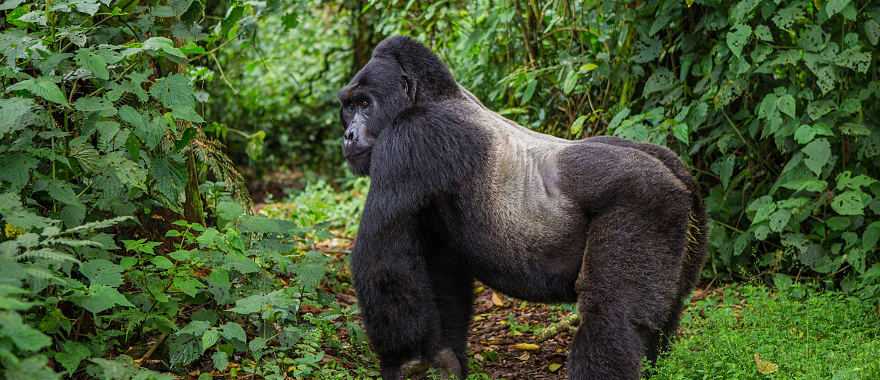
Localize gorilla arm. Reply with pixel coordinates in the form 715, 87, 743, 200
350, 106, 488, 378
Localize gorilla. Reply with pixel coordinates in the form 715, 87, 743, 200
338, 36, 707, 380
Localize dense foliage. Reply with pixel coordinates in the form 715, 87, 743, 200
0, 0, 371, 378
2, 0, 879, 378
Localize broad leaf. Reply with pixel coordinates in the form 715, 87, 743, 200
7, 78, 68, 105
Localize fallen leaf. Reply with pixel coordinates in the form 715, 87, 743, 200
548, 363, 563, 372
754, 353, 779, 375
491, 292, 505, 307
511, 343, 540, 351
516, 352, 530, 361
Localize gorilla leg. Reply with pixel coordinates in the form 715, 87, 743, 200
426, 249, 474, 378
568, 204, 689, 380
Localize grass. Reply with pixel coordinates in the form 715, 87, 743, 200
648, 285, 880, 380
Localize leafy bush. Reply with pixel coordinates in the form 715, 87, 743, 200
1, 185, 369, 378
206, 0, 353, 175
582, 0, 880, 299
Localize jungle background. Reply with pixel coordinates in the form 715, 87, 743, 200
1, 0, 879, 379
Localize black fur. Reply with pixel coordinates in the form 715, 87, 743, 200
338, 36, 708, 380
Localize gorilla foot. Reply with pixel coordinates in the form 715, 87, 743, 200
389, 348, 462, 380
431, 348, 463, 379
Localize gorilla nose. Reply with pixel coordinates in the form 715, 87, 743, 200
344, 129, 355, 141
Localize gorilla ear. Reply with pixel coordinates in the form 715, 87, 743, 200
401, 73, 417, 102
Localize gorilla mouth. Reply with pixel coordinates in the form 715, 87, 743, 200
344, 149, 370, 159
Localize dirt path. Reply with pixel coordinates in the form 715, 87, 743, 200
468, 285, 574, 379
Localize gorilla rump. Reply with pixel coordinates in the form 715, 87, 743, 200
338, 36, 707, 380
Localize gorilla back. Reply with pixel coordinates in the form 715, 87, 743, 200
338, 36, 707, 380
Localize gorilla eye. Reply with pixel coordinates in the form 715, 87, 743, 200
357, 99, 370, 108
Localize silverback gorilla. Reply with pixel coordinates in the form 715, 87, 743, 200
338, 36, 707, 380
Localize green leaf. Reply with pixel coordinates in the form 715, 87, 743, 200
825, 0, 851, 18
0, 0, 25, 10
643, 68, 674, 96
170, 105, 205, 123
150, 157, 186, 207
238, 215, 299, 235
248, 336, 268, 354
79, 259, 123, 287
835, 171, 877, 191
757, 93, 778, 119
55, 341, 91, 374
776, 94, 796, 119
579, 63, 599, 72
178, 320, 212, 336
294, 251, 329, 292
711, 156, 735, 190
206, 269, 231, 304
172, 276, 204, 297
772, 3, 805, 30
229, 294, 267, 314
831, 190, 867, 216
570, 115, 587, 137
726, 24, 751, 58
863, 222, 880, 252
228, 289, 299, 315
6, 78, 68, 105
865, 20, 880, 46
170, 0, 194, 16
201, 328, 220, 351
220, 322, 247, 343
806, 100, 835, 121
562, 69, 578, 95
802, 138, 831, 176
74, 96, 115, 115
75, 48, 109, 80
769, 209, 792, 233
150, 256, 174, 270
212, 351, 228, 371
521, 79, 537, 103
754, 25, 773, 42
794, 124, 834, 145
142, 37, 186, 58
149, 74, 195, 109
0, 153, 38, 190
826, 216, 851, 231
4, 355, 60, 380
73, 284, 134, 314
835, 48, 870, 73
672, 123, 688, 145
0, 97, 35, 138
632, 38, 661, 63
0, 192, 55, 229
118, 106, 163, 149
0, 312, 52, 351
168, 334, 201, 369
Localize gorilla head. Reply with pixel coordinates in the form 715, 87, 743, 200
338, 37, 459, 175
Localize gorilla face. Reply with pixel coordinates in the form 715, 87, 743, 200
338, 56, 414, 176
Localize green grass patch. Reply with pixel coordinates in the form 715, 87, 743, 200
649, 285, 880, 380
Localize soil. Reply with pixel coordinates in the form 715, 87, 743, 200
468, 286, 574, 379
